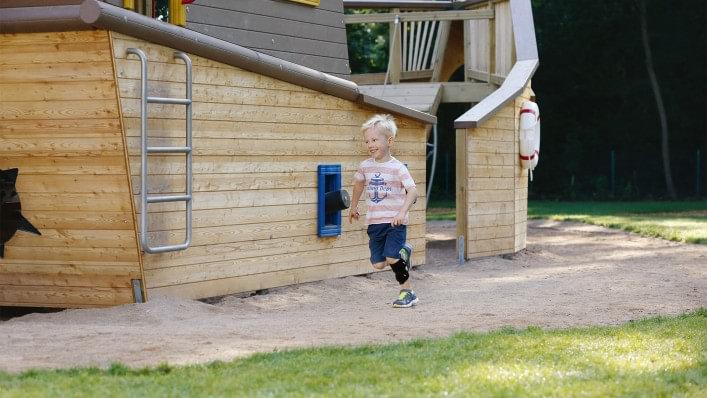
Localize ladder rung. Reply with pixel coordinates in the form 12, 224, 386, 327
146, 242, 190, 253
146, 194, 191, 204
147, 146, 191, 154
148, 96, 192, 105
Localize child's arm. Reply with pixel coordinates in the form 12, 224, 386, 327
392, 186, 418, 227
348, 179, 365, 224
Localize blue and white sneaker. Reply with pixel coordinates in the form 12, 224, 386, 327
399, 243, 413, 270
392, 289, 418, 308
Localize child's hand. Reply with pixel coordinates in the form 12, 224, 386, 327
348, 208, 360, 224
391, 212, 405, 227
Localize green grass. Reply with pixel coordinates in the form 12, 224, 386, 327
427, 200, 707, 244
527, 200, 707, 217
528, 201, 707, 244
0, 310, 705, 397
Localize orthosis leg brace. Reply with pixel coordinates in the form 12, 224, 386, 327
390, 260, 409, 285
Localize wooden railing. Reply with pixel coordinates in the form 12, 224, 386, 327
343, 1, 514, 86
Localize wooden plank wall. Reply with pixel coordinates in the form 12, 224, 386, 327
466, 0, 514, 78
460, 84, 531, 258
185, 0, 350, 77
493, 1, 514, 77
110, 33, 427, 300
0, 30, 143, 307
467, 7, 489, 74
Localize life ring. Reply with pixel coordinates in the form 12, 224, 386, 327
519, 101, 540, 180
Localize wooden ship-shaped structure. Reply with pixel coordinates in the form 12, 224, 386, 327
0, 0, 538, 308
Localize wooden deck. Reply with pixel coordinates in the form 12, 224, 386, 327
358, 83, 443, 115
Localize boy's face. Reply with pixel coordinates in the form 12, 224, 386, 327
363, 127, 393, 161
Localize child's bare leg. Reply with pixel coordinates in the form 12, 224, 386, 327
372, 261, 387, 270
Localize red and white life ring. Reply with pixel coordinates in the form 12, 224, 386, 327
519, 101, 540, 180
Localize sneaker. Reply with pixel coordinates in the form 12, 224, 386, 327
399, 243, 413, 270
392, 289, 418, 308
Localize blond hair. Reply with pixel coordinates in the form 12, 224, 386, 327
361, 114, 397, 138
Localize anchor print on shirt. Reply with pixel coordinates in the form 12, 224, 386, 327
367, 172, 392, 203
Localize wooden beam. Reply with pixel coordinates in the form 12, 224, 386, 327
348, 70, 434, 84
463, 19, 471, 82
440, 82, 495, 103
401, 69, 433, 80
347, 73, 386, 85
430, 20, 451, 82
388, 8, 402, 84
487, 0, 496, 83
456, 128, 468, 260
467, 69, 505, 85
428, 81, 444, 115
344, 9, 493, 24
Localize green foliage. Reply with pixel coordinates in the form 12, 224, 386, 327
529, 0, 706, 199
154, 0, 168, 21
345, 9, 389, 74
1, 311, 705, 397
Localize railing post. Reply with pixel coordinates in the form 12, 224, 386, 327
388, 8, 402, 84
487, 0, 495, 84
463, 15, 470, 82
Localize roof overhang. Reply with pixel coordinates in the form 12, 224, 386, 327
0, 0, 436, 125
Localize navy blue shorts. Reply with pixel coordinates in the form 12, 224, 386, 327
367, 223, 407, 264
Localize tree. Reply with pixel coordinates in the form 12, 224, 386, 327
637, 0, 677, 199
345, 9, 389, 74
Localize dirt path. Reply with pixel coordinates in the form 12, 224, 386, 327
1, 220, 705, 373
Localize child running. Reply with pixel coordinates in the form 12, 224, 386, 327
348, 114, 419, 308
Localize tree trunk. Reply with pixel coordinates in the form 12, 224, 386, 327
639, 0, 677, 199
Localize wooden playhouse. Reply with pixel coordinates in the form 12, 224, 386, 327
0, 0, 435, 307
0, 0, 539, 308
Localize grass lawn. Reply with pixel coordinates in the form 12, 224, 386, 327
1, 310, 705, 397
428, 200, 707, 244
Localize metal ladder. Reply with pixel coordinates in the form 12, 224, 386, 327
126, 48, 193, 254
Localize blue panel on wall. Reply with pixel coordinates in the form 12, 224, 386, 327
317, 164, 342, 237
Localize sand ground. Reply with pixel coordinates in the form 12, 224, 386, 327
1, 220, 705, 373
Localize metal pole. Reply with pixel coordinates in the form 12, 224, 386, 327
696, 149, 701, 197
610, 150, 616, 197
426, 124, 438, 208
176, 51, 193, 249
445, 152, 450, 198
126, 48, 149, 252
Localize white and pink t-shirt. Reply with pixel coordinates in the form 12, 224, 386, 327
353, 157, 416, 225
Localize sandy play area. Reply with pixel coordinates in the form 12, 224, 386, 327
1, 220, 705, 373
